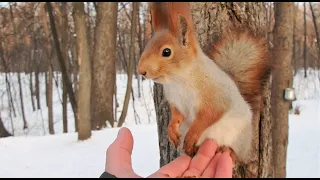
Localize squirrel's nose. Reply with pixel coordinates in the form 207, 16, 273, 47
137, 66, 147, 76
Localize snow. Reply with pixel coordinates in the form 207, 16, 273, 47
0, 124, 160, 178
0, 68, 320, 178
287, 100, 320, 178
286, 69, 320, 178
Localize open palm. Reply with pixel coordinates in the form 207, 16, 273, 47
104, 127, 233, 178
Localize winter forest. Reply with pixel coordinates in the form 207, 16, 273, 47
0, 2, 320, 178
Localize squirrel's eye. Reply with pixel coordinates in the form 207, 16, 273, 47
162, 48, 171, 57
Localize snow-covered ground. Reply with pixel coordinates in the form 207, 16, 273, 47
0, 68, 320, 178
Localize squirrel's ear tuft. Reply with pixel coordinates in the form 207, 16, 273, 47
150, 2, 169, 32
177, 15, 189, 46
167, 2, 196, 48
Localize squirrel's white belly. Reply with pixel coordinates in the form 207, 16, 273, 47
196, 101, 252, 161
163, 83, 199, 124
163, 83, 200, 153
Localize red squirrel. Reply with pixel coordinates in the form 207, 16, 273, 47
137, 2, 271, 164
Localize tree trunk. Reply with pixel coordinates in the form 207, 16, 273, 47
309, 2, 320, 70
48, 65, 54, 135
46, 2, 78, 130
45, 71, 48, 107
86, 2, 93, 66
62, 81, 68, 131
17, 73, 28, 129
150, 2, 273, 177
292, 3, 297, 76
91, 2, 118, 129
114, 73, 118, 123
136, 2, 142, 98
71, 33, 79, 105
0, 117, 12, 138
271, 2, 293, 178
303, 2, 307, 78
9, 3, 28, 130
35, 70, 41, 110
117, 2, 137, 128
72, 2, 92, 140
61, 2, 69, 133
40, 2, 55, 135
29, 72, 36, 111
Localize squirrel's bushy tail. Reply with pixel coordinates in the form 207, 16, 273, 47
206, 31, 272, 112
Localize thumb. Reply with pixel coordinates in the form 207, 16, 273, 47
111, 127, 134, 154
105, 127, 140, 178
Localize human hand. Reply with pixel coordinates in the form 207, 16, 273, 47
104, 127, 233, 178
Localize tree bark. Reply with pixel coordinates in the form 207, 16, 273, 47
45, 72, 48, 107
17, 73, 28, 129
61, 2, 69, 133
35, 70, 41, 110
303, 2, 307, 78
271, 2, 293, 178
46, 2, 78, 130
72, 2, 92, 140
292, 3, 297, 76
29, 72, 36, 111
48, 65, 54, 134
136, 2, 142, 98
91, 2, 118, 129
40, 2, 54, 135
150, 2, 273, 177
309, 2, 320, 69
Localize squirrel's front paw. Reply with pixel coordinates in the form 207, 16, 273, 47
216, 146, 237, 164
183, 131, 199, 157
168, 122, 181, 148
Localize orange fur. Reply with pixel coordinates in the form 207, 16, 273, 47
166, 2, 195, 35
138, 2, 271, 164
166, 2, 198, 54
205, 30, 272, 112
138, 2, 200, 83
168, 103, 184, 148
137, 31, 195, 83
183, 105, 224, 157
150, 2, 169, 32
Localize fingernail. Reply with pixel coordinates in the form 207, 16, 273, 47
117, 127, 129, 138
117, 128, 123, 138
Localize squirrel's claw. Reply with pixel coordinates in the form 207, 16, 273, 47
216, 146, 237, 165
183, 131, 199, 157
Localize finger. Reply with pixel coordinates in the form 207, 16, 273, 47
214, 151, 233, 178
201, 152, 222, 178
148, 154, 192, 178
106, 127, 140, 178
181, 139, 218, 177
